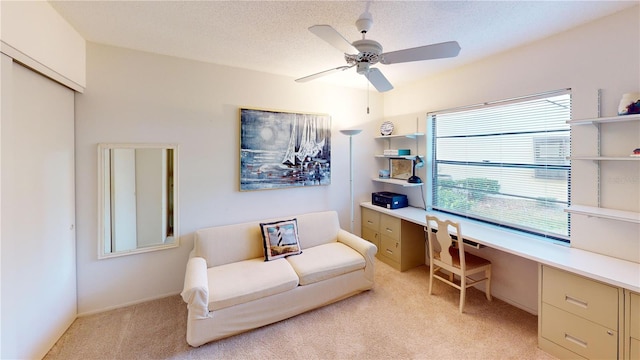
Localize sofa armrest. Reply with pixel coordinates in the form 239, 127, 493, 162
180, 257, 210, 319
337, 229, 377, 281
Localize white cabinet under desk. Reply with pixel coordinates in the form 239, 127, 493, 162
539, 265, 640, 360
538, 265, 623, 360
361, 206, 424, 271
626, 291, 640, 360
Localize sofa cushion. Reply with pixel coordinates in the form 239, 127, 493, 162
295, 211, 340, 249
285, 242, 365, 286
260, 218, 302, 261
195, 223, 264, 268
207, 258, 299, 311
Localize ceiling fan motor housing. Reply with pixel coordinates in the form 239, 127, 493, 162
351, 39, 382, 65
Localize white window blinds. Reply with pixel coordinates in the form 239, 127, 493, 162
430, 90, 571, 241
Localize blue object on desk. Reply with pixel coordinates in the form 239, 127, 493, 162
372, 192, 408, 209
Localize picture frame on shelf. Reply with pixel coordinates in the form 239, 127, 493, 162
390, 159, 412, 180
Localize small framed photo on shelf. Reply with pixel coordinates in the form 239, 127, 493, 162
390, 159, 412, 180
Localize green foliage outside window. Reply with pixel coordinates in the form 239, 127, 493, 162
436, 177, 500, 210
455, 178, 500, 200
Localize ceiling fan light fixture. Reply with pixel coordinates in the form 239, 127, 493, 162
356, 62, 370, 74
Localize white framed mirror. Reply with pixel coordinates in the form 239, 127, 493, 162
98, 143, 179, 259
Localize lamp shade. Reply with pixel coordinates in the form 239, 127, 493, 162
408, 156, 423, 184
340, 129, 363, 136
414, 155, 424, 168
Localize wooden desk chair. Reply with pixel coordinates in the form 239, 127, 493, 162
425, 215, 492, 313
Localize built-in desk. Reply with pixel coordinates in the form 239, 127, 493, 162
362, 202, 640, 360
361, 202, 640, 292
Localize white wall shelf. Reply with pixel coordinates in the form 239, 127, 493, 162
375, 132, 424, 139
567, 113, 640, 125
570, 156, 640, 161
567, 112, 640, 224
372, 178, 424, 187
374, 154, 424, 160
565, 205, 640, 224
374, 131, 425, 188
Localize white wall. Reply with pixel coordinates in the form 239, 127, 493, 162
0, 0, 86, 91
75, 43, 383, 315
382, 7, 640, 313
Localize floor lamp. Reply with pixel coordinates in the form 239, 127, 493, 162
340, 129, 362, 233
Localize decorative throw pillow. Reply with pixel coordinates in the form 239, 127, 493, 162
259, 219, 302, 261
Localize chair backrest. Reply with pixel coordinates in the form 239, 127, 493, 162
425, 215, 466, 271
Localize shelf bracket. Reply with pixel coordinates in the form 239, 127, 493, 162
596, 89, 601, 207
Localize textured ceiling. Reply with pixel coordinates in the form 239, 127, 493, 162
49, 0, 638, 91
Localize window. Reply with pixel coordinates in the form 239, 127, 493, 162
429, 90, 571, 242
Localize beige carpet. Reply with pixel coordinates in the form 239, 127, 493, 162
45, 259, 556, 360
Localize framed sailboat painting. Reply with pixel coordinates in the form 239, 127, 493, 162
240, 108, 331, 191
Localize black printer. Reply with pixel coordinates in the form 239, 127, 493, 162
372, 191, 408, 209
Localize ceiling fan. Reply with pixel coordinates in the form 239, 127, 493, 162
295, 7, 461, 92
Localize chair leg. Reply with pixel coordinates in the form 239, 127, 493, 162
485, 267, 492, 301
428, 266, 434, 295
459, 275, 466, 313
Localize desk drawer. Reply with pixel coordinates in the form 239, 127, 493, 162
541, 303, 617, 360
380, 234, 401, 263
380, 214, 401, 241
630, 292, 640, 339
361, 227, 379, 249
630, 337, 639, 360
542, 266, 619, 329
361, 207, 380, 231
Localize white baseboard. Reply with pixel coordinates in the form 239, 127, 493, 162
471, 282, 538, 315
77, 291, 182, 317
495, 294, 537, 315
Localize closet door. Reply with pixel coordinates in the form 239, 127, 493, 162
1, 55, 76, 360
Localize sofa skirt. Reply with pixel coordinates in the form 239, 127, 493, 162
186, 268, 373, 347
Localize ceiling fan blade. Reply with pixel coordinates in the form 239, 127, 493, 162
380, 41, 461, 65
366, 68, 393, 92
309, 25, 358, 54
295, 65, 353, 83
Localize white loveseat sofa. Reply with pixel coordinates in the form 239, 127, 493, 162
180, 210, 377, 347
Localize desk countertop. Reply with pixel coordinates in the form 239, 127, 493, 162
361, 202, 640, 293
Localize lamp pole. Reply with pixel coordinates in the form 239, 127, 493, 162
340, 129, 363, 233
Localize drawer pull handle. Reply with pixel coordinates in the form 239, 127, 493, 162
386, 249, 393, 254
564, 333, 587, 348
607, 330, 614, 336
385, 228, 393, 233
565, 295, 588, 309
367, 220, 373, 224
